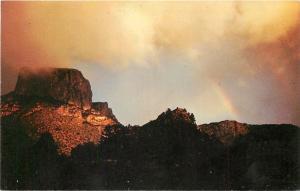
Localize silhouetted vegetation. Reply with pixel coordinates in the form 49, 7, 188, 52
228, 124, 299, 189
1, 115, 62, 189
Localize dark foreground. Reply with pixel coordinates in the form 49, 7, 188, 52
2, 109, 299, 190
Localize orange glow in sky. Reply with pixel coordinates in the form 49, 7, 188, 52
2, 2, 300, 125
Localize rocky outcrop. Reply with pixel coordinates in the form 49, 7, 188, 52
1, 67, 118, 155
14, 67, 92, 110
198, 120, 248, 145
91, 102, 118, 122
1, 100, 119, 155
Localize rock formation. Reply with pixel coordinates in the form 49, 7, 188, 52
1, 67, 118, 155
91, 102, 118, 121
198, 120, 248, 145
14, 67, 92, 110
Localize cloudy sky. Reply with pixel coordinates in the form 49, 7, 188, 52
2, 2, 300, 126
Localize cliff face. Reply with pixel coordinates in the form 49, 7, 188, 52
14, 67, 92, 110
1, 67, 117, 155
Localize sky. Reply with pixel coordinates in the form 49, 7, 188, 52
2, 1, 300, 126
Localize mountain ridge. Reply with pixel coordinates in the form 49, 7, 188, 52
1, 67, 298, 154
1, 67, 299, 189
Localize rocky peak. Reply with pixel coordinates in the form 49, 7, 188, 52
1, 67, 120, 155
198, 120, 248, 145
14, 67, 92, 110
156, 107, 196, 125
